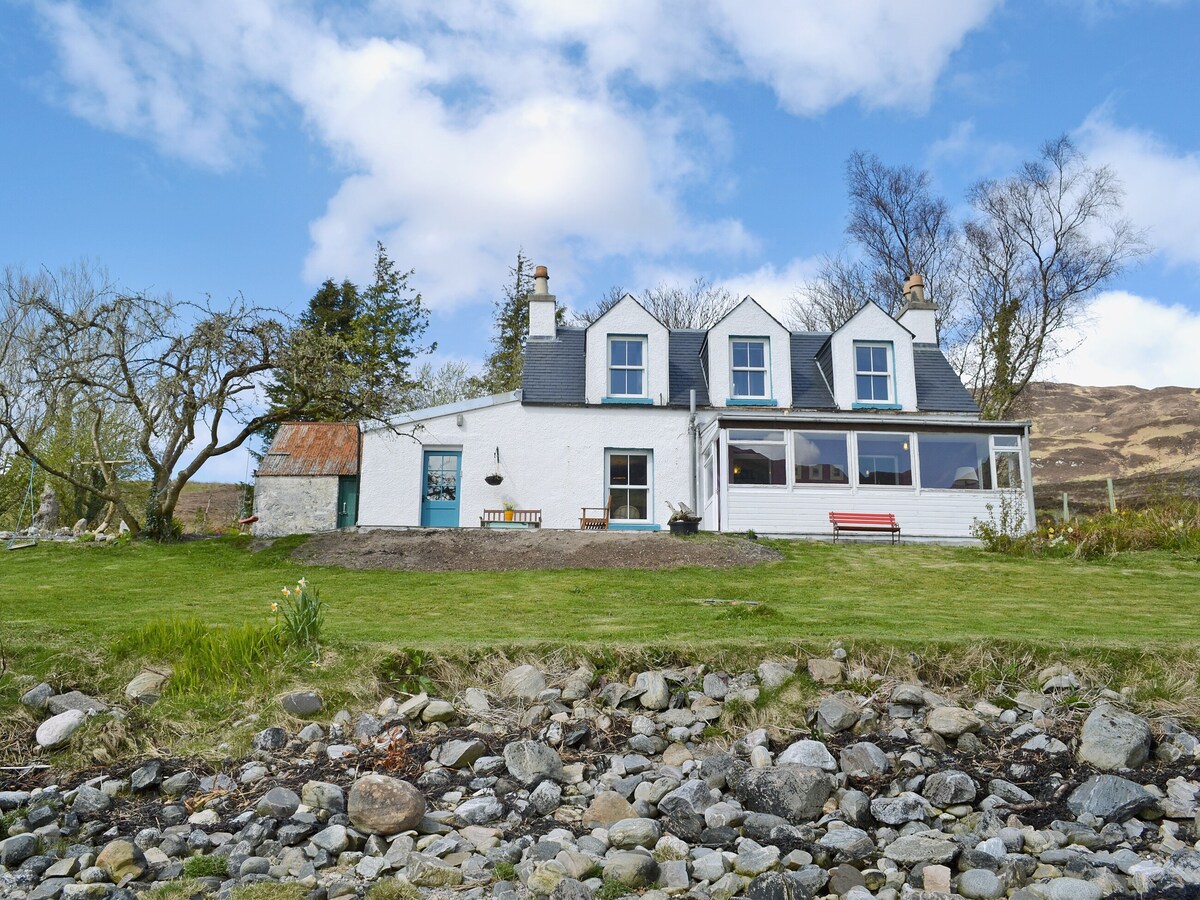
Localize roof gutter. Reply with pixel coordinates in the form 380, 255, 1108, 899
715, 409, 1032, 429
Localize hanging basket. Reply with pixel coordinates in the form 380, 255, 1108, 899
485, 474, 504, 486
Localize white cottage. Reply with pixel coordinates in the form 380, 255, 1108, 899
337, 267, 1035, 540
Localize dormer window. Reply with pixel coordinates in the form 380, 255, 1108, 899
731, 338, 768, 399
608, 336, 646, 398
854, 342, 894, 406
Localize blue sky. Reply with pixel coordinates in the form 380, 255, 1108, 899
2, 1, 1199, 481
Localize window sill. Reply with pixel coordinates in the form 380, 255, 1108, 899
602, 397, 653, 405
852, 402, 902, 410
609, 522, 661, 531
725, 398, 778, 407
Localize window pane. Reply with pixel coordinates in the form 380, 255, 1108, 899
626, 340, 643, 366
995, 451, 1023, 489
612, 489, 648, 520
872, 375, 889, 399
733, 370, 750, 396
729, 441, 787, 485
793, 432, 849, 485
611, 341, 626, 366
610, 454, 629, 486
857, 434, 912, 486
856, 345, 871, 371
628, 454, 647, 487
626, 370, 643, 395
748, 342, 764, 367
728, 430, 784, 442
918, 433, 990, 489
856, 374, 872, 400
609, 370, 623, 395
748, 371, 765, 396
733, 342, 748, 367
871, 346, 887, 372
994, 435, 1020, 448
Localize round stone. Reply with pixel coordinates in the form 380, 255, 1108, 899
347, 773, 425, 835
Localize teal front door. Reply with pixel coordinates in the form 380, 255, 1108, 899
336, 476, 358, 529
420, 450, 462, 527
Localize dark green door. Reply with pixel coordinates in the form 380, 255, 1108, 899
336, 476, 358, 529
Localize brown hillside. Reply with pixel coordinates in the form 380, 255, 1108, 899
1020, 382, 1200, 510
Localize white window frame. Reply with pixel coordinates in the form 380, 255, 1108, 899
853, 431, 914, 489
854, 341, 894, 405
990, 435, 1023, 490
606, 449, 652, 522
727, 428, 788, 487
730, 338, 770, 399
608, 336, 647, 398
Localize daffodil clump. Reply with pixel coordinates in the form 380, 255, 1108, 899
271, 576, 325, 660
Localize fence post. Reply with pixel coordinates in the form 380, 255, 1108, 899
1062, 492, 1070, 523
1107, 478, 1117, 514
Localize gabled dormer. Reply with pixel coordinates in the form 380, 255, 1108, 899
585, 294, 671, 406
818, 301, 918, 411
702, 297, 793, 408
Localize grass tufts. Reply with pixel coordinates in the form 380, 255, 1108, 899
141, 880, 212, 900
229, 884, 308, 900
181, 853, 230, 878
112, 618, 284, 697
366, 881, 421, 900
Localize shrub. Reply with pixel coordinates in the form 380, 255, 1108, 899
182, 853, 229, 878
970, 491, 1031, 554
379, 649, 435, 695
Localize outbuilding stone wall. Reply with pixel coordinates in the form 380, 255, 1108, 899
254, 476, 338, 537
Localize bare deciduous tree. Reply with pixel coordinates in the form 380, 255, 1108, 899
0, 262, 412, 540
576, 276, 739, 329
960, 136, 1148, 418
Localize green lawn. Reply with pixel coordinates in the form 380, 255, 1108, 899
2, 534, 1198, 760
2, 534, 1198, 647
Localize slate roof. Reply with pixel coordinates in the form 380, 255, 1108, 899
521, 328, 586, 405
668, 330, 709, 407
258, 422, 359, 476
520, 327, 979, 415
793, 333, 836, 409
913, 344, 980, 413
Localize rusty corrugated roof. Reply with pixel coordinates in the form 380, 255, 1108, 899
258, 422, 360, 477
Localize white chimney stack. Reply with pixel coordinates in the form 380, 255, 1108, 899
897, 273, 938, 344
527, 264, 557, 340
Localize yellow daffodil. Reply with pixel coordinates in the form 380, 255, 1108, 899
271, 602, 279, 613
298, 577, 307, 587
281, 587, 291, 596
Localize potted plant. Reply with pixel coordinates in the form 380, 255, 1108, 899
667, 501, 702, 536
503, 500, 515, 522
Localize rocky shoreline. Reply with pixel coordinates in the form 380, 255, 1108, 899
3, 658, 1200, 900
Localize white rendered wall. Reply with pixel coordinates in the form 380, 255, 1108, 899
829, 304, 917, 411
584, 296, 671, 406
705, 299, 793, 408
254, 476, 338, 536
358, 401, 701, 530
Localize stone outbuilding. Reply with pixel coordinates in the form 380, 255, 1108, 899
253, 422, 360, 536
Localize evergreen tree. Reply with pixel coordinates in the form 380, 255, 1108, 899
260, 243, 435, 446
475, 250, 563, 394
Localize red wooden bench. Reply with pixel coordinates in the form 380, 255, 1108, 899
829, 512, 901, 544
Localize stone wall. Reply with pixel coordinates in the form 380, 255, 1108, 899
254, 476, 339, 537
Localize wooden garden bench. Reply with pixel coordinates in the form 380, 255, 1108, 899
579, 497, 612, 530
829, 512, 901, 544
481, 509, 542, 527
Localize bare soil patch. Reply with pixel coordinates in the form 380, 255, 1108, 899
291, 528, 782, 572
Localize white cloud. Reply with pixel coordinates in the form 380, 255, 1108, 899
1076, 111, 1200, 269
32, 0, 997, 308
1042, 290, 1200, 388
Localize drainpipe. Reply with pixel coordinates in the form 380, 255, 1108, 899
689, 389, 698, 513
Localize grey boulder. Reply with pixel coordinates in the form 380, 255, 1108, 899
734, 765, 832, 824
1066, 774, 1156, 822
1077, 704, 1151, 771
347, 773, 425, 835
503, 740, 564, 785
